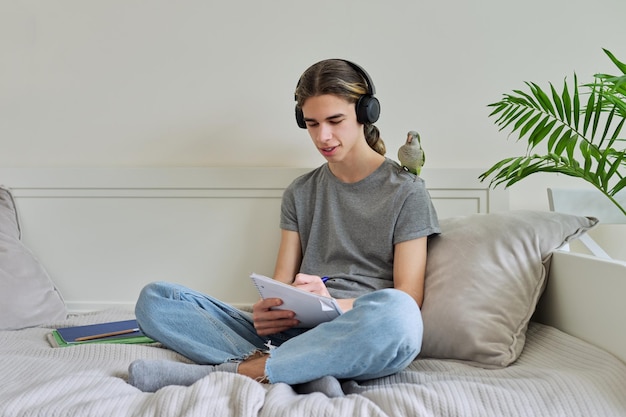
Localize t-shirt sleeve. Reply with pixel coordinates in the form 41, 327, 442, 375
393, 180, 440, 244
279, 182, 299, 232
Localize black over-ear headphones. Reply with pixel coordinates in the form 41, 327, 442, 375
294, 59, 381, 129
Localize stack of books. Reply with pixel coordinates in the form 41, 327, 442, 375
48, 319, 155, 348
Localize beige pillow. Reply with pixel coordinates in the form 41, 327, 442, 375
0, 186, 67, 330
420, 210, 598, 367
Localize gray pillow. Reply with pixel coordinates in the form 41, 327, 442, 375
0, 186, 67, 330
420, 210, 598, 368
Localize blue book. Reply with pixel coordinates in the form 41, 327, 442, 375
49, 319, 154, 347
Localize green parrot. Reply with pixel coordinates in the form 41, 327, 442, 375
398, 131, 425, 175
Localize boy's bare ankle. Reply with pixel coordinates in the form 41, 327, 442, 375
238, 353, 269, 383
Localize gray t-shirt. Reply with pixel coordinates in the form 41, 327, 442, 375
280, 158, 440, 299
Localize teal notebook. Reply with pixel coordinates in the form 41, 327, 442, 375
48, 319, 155, 348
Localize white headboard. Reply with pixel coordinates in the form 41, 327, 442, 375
0, 167, 507, 312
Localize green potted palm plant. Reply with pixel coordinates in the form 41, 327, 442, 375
479, 48, 626, 216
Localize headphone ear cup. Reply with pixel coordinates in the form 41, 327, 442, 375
295, 105, 307, 129
355, 95, 381, 125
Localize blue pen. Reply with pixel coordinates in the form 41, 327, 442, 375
321, 276, 330, 283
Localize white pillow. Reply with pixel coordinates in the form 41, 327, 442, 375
0, 186, 67, 330
420, 210, 598, 367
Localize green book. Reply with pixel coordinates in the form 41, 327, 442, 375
48, 319, 155, 348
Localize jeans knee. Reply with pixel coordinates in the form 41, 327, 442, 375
357, 289, 423, 354
135, 281, 175, 327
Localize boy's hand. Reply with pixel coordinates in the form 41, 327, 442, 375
252, 297, 298, 336
292, 273, 332, 297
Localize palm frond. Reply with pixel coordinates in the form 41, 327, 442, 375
479, 49, 626, 216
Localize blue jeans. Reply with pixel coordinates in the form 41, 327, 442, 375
135, 282, 423, 385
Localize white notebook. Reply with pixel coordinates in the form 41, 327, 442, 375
250, 273, 343, 328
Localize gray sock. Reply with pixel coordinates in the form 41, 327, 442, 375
341, 380, 369, 395
293, 376, 345, 397
128, 359, 239, 392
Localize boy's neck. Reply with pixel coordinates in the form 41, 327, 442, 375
329, 151, 385, 184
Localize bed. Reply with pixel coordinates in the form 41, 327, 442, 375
1, 167, 625, 417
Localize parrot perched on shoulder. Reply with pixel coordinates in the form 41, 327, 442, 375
398, 130, 425, 175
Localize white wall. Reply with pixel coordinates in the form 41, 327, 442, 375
2, 0, 625, 210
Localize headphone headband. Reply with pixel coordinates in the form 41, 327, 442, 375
294, 59, 380, 128
340, 59, 376, 95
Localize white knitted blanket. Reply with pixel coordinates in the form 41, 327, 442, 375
1, 309, 625, 417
